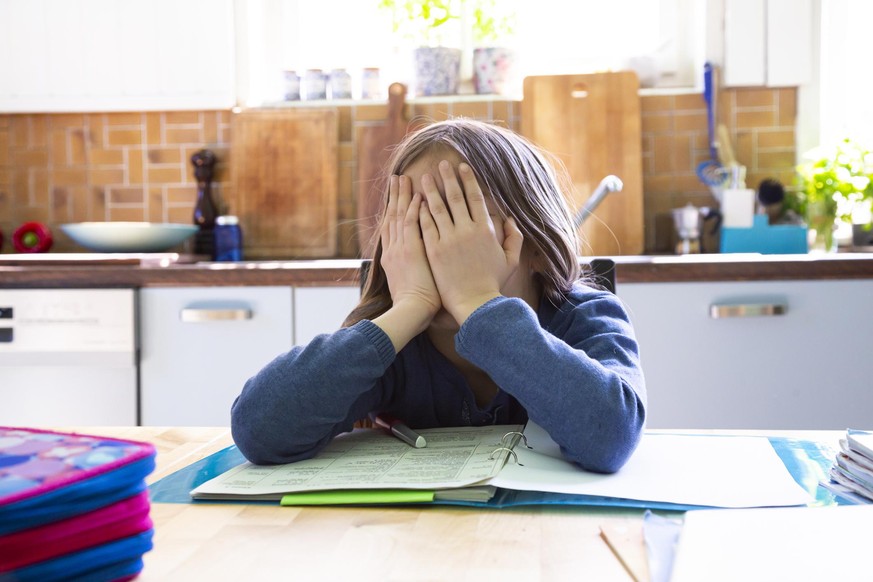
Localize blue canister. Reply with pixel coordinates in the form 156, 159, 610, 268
213, 215, 243, 261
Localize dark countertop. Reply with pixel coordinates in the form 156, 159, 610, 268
610, 252, 873, 283
1, 254, 873, 289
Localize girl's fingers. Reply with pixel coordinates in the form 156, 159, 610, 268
395, 175, 413, 244
397, 175, 412, 215
420, 173, 453, 232
502, 215, 524, 262
404, 192, 423, 239
437, 160, 470, 223
456, 162, 489, 224
419, 199, 438, 246
384, 175, 400, 242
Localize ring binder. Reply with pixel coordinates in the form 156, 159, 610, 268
488, 430, 528, 466
488, 447, 522, 466
502, 431, 533, 449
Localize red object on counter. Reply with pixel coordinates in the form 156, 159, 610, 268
12, 222, 54, 253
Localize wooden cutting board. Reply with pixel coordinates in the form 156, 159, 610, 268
356, 83, 414, 258
521, 72, 644, 256
230, 108, 338, 259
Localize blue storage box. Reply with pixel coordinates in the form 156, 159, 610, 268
720, 215, 808, 254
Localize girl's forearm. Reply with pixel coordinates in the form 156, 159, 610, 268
372, 299, 436, 352
231, 321, 395, 464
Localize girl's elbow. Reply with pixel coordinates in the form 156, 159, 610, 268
571, 404, 645, 474
231, 399, 285, 464
231, 418, 275, 465
579, 440, 637, 474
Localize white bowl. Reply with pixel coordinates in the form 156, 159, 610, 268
61, 222, 199, 253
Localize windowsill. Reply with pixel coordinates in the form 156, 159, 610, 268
248, 85, 699, 110
253, 93, 519, 109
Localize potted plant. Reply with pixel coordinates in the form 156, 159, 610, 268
469, 0, 517, 95
791, 139, 873, 251
378, 0, 464, 96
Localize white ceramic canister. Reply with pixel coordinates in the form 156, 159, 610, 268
329, 69, 352, 99
361, 68, 381, 100
302, 69, 327, 100
282, 70, 300, 101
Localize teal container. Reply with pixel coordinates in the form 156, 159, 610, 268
720, 215, 808, 254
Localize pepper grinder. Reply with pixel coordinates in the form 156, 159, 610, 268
191, 149, 218, 257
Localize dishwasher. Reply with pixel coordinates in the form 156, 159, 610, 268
0, 289, 138, 426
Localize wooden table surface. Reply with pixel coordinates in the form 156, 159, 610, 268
74, 426, 843, 582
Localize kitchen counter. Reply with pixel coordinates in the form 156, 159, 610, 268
1, 254, 873, 288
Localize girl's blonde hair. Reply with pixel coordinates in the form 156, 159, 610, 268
344, 118, 585, 327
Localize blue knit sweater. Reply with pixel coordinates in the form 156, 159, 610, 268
231, 282, 646, 473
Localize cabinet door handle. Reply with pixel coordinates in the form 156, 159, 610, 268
180, 308, 253, 322
709, 303, 787, 319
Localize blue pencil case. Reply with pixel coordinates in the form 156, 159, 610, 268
0, 427, 156, 535
5, 528, 154, 582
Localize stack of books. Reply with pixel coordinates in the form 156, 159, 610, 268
0, 427, 157, 581
825, 429, 873, 503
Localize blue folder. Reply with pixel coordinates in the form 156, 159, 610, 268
148, 436, 840, 511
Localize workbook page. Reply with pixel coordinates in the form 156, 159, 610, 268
492, 422, 813, 508
191, 425, 523, 498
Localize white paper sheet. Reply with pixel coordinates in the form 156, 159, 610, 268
491, 422, 813, 508
670, 505, 873, 582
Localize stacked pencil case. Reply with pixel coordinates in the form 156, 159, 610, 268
0, 427, 156, 581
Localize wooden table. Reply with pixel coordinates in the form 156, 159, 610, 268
85, 427, 841, 582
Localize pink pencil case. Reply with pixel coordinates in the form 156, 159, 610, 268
0, 490, 153, 572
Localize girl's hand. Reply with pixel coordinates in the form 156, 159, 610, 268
379, 174, 441, 324
418, 161, 524, 325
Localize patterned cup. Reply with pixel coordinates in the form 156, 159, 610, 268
413, 47, 462, 96
473, 47, 516, 95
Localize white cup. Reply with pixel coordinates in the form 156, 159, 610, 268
721, 188, 756, 228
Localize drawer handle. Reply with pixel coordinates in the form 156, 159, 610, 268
180, 308, 253, 322
709, 303, 787, 319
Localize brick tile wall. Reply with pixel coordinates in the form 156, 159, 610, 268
0, 87, 794, 256
0, 112, 231, 252
640, 87, 797, 252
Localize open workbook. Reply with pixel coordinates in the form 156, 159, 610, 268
191, 425, 523, 503
189, 422, 816, 509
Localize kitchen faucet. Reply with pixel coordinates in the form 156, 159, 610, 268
572, 175, 623, 228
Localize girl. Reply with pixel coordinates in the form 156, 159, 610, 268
231, 119, 645, 473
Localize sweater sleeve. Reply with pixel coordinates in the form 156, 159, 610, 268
230, 319, 397, 465
454, 290, 646, 473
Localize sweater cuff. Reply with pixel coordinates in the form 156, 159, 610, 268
354, 319, 396, 368
456, 295, 527, 347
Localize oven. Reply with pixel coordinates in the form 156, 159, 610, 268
0, 289, 138, 426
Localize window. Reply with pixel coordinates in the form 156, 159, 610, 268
818, 0, 873, 147
236, 0, 704, 106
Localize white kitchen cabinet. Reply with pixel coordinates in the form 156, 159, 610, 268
0, 289, 137, 426
139, 286, 292, 427
723, 0, 813, 87
0, 0, 235, 112
293, 286, 361, 345
618, 279, 873, 429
